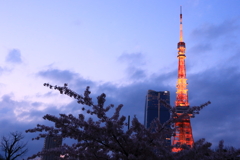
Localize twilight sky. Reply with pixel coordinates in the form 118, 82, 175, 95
0, 1, 239, 159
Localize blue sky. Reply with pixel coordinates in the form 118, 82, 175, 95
0, 1, 239, 159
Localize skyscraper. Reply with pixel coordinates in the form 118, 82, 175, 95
172, 6, 194, 152
42, 135, 62, 160
144, 90, 171, 145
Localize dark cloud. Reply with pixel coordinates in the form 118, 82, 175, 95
191, 19, 240, 41
5, 49, 22, 64
188, 43, 212, 54
94, 71, 176, 121
54, 65, 240, 149
0, 94, 63, 123
188, 64, 240, 147
1, 61, 239, 158
0, 95, 46, 159
126, 66, 146, 80
228, 50, 240, 65
37, 69, 94, 90
118, 52, 147, 80
118, 52, 146, 66
38, 69, 77, 82
0, 93, 81, 159
0, 95, 15, 118
188, 19, 240, 70
36, 91, 58, 98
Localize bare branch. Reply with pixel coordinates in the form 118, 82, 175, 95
0, 132, 28, 160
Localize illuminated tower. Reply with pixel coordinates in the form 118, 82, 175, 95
172, 6, 194, 152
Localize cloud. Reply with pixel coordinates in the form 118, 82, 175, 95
0, 94, 56, 123
188, 43, 212, 54
0, 65, 16, 77
126, 66, 146, 80
191, 19, 239, 41
228, 50, 240, 65
188, 18, 240, 71
118, 52, 146, 66
0, 94, 52, 158
5, 49, 22, 64
188, 64, 240, 147
1, 61, 239, 158
37, 69, 78, 83
82, 64, 239, 148
94, 70, 177, 121
118, 52, 147, 80
37, 68, 95, 94
0, 92, 82, 159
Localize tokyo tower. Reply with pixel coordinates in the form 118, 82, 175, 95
172, 6, 194, 152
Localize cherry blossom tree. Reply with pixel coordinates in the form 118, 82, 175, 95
26, 83, 239, 160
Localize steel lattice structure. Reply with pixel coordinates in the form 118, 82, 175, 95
172, 6, 194, 152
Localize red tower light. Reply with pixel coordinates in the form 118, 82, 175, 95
172, 6, 194, 152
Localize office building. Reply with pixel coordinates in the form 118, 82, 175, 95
144, 90, 171, 145
42, 135, 62, 160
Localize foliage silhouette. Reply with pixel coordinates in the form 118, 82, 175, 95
26, 83, 239, 160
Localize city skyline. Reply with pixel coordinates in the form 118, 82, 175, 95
0, 1, 239, 158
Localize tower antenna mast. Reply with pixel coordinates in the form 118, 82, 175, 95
180, 5, 183, 42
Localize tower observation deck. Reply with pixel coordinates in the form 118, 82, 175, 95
172, 6, 194, 152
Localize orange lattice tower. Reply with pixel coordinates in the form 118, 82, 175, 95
172, 6, 194, 152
